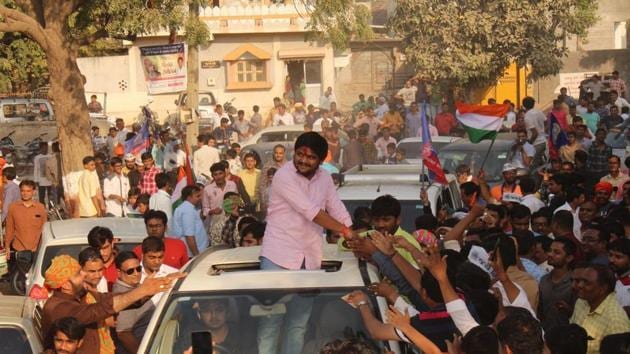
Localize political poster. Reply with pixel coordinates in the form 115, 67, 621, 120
140, 43, 187, 94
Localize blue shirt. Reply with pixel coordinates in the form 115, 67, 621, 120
521, 257, 547, 283
172, 200, 208, 256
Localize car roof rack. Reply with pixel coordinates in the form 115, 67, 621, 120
209, 260, 343, 275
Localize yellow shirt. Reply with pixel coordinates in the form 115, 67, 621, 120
380, 111, 404, 134
571, 293, 630, 354
238, 168, 261, 203
78, 170, 100, 217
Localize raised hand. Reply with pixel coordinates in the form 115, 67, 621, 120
416, 244, 448, 281
371, 231, 396, 256
386, 305, 410, 329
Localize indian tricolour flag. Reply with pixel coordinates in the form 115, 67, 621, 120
455, 102, 510, 143
171, 143, 195, 210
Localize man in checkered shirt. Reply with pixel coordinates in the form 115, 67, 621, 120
140, 152, 161, 195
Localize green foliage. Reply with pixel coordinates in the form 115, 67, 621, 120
388, 0, 598, 90
306, 0, 373, 50
0, 33, 48, 92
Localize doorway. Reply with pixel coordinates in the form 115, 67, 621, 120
285, 59, 322, 107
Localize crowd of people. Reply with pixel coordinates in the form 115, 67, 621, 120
1, 71, 630, 354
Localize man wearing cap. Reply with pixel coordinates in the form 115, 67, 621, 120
593, 181, 615, 218
258, 132, 353, 354
121, 153, 136, 176
489, 163, 522, 203
41, 255, 182, 354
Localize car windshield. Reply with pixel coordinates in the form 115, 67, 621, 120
342, 200, 425, 231
397, 140, 452, 159
0, 326, 32, 354
148, 289, 384, 354
40, 243, 139, 277
438, 148, 507, 183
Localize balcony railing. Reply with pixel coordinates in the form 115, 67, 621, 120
200, 3, 312, 34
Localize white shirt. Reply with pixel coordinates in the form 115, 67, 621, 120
103, 173, 130, 217
615, 277, 630, 308
374, 136, 397, 158
272, 112, 295, 126
193, 145, 220, 181
554, 202, 582, 241
576, 105, 588, 115
524, 108, 547, 145
510, 142, 536, 168
163, 149, 186, 172
141, 263, 178, 304
520, 194, 545, 214
493, 281, 537, 318
116, 128, 129, 145
149, 189, 173, 226
614, 97, 630, 112
33, 154, 52, 187
416, 125, 438, 137
503, 111, 516, 129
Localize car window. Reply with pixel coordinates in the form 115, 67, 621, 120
148, 290, 384, 354
397, 141, 421, 159
198, 93, 216, 107
439, 149, 507, 183
441, 187, 454, 211
3, 104, 28, 118
0, 326, 33, 354
40, 243, 139, 277
342, 200, 424, 231
259, 132, 289, 143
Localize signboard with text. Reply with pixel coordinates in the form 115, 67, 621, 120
140, 43, 187, 94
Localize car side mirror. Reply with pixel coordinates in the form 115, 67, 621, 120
191, 331, 213, 354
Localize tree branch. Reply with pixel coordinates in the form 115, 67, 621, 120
0, 5, 48, 51
75, 28, 108, 46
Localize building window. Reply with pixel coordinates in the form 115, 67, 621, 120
236, 61, 266, 83
614, 21, 627, 49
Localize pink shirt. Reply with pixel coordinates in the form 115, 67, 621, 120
201, 180, 238, 216
261, 162, 352, 270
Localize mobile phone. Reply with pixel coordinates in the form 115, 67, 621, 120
191, 331, 213, 354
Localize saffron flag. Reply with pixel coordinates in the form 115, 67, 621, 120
124, 120, 150, 155
455, 102, 510, 143
171, 141, 195, 210
421, 104, 447, 184
548, 112, 568, 160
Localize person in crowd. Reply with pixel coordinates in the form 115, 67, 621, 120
132, 210, 188, 269
559, 131, 582, 163
172, 185, 207, 256
379, 105, 404, 140
44, 142, 62, 205
600, 155, 627, 200
87, 226, 118, 289
213, 118, 236, 147
272, 103, 295, 126
148, 173, 172, 224
263, 144, 287, 178
489, 163, 522, 202
139, 152, 160, 195
88, 94, 103, 113
404, 102, 421, 137
238, 152, 261, 210
508, 129, 535, 169
551, 210, 585, 263
209, 192, 244, 247
44, 317, 86, 354
103, 157, 130, 217
139, 236, 178, 282
127, 158, 143, 189
538, 238, 577, 331
202, 162, 238, 226
519, 177, 544, 214
608, 238, 630, 313
353, 108, 379, 138
77, 156, 105, 217
570, 264, 630, 353
555, 186, 586, 240
240, 221, 265, 247
434, 103, 458, 136
225, 149, 242, 176
193, 134, 220, 182
593, 181, 615, 217
163, 139, 185, 172
358, 126, 378, 164
33, 142, 52, 205
531, 207, 553, 237
374, 127, 397, 159
581, 223, 610, 265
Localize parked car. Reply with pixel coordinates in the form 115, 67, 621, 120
0, 295, 43, 354
26, 218, 147, 297
0, 98, 54, 123
338, 164, 462, 231
396, 136, 461, 164
240, 125, 305, 146
138, 245, 407, 353
170, 91, 218, 133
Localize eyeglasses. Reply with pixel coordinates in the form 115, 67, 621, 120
123, 266, 142, 275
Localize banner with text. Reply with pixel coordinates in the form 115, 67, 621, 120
140, 43, 187, 94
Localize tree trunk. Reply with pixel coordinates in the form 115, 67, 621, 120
185, 2, 200, 148
46, 33, 93, 217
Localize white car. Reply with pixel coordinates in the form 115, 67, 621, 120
26, 218, 147, 297
138, 245, 406, 353
0, 295, 43, 354
240, 124, 305, 146
338, 164, 463, 231
396, 136, 461, 164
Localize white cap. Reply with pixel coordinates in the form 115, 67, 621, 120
124, 153, 135, 161
502, 193, 522, 204
135, 158, 143, 166
502, 163, 517, 173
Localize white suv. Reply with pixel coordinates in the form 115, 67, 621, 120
138, 244, 408, 354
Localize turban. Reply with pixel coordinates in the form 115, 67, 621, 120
594, 181, 613, 195
44, 255, 80, 289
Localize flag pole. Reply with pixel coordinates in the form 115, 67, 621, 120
477, 136, 496, 176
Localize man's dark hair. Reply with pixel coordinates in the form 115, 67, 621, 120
513, 230, 535, 256
522, 96, 536, 110
420, 271, 443, 303
220, 117, 229, 124
462, 325, 499, 354
600, 333, 630, 354
587, 263, 616, 294
497, 236, 517, 270
142, 236, 165, 254
552, 210, 574, 231
532, 207, 553, 222
534, 235, 553, 253
460, 181, 480, 196
552, 237, 577, 260
181, 185, 201, 201
294, 132, 328, 161
243, 152, 257, 161
497, 308, 544, 354
519, 177, 536, 194
237, 216, 258, 233
370, 195, 401, 218
141, 152, 153, 161
197, 134, 209, 144
239, 222, 266, 246
566, 186, 585, 204
544, 324, 588, 354
415, 214, 437, 231
82, 156, 95, 165
223, 191, 239, 200
2, 166, 16, 180
456, 262, 492, 293
353, 206, 371, 230
115, 250, 138, 269
574, 150, 588, 164
19, 179, 37, 189
608, 238, 630, 257
144, 209, 168, 226
155, 173, 170, 189
509, 204, 531, 221
226, 149, 237, 159
136, 193, 151, 206
78, 247, 103, 267
87, 226, 114, 248
110, 157, 123, 166
52, 317, 86, 341
583, 222, 610, 243
486, 204, 507, 220
319, 338, 377, 354
273, 144, 286, 152
549, 174, 567, 191
467, 289, 499, 325
210, 162, 224, 174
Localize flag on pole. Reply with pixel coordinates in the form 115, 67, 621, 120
421, 103, 448, 184
548, 112, 568, 160
124, 120, 150, 155
171, 141, 195, 210
455, 102, 510, 143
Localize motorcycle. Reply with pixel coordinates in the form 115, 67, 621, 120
15, 132, 47, 166
9, 249, 34, 295
0, 130, 16, 160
